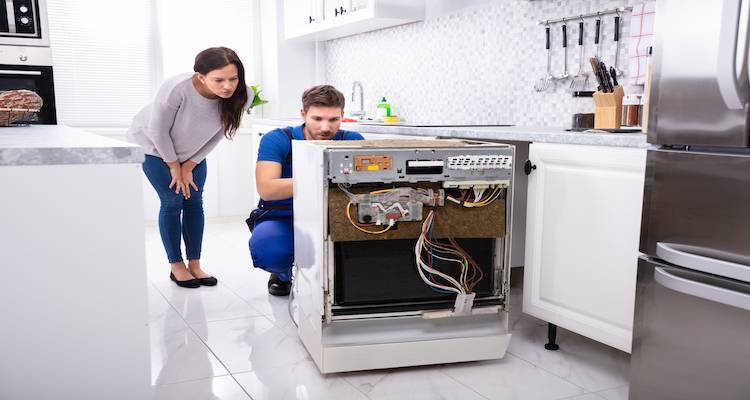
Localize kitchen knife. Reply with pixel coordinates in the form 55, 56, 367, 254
609, 66, 619, 87
600, 61, 613, 92
589, 57, 605, 92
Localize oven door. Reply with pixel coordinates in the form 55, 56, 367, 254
0, 64, 56, 124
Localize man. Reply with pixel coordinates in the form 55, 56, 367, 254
249, 85, 364, 296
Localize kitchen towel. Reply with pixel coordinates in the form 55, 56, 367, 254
628, 1, 656, 85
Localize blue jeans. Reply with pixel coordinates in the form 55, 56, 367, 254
249, 210, 294, 282
142, 155, 207, 263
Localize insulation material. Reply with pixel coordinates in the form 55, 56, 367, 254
328, 184, 505, 242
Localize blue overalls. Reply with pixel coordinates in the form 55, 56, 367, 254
248, 125, 363, 282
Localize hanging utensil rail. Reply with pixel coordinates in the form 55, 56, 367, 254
537, 7, 632, 25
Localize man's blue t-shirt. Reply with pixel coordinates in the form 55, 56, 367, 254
256, 124, 363, 206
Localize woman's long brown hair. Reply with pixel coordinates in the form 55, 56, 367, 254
193, 47, 248, 139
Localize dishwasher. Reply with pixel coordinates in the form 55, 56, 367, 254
290, 138, 515, 373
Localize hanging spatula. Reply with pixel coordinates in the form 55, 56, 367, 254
570, 19, 589, 91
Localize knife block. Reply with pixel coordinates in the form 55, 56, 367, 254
592, 86, 624, 129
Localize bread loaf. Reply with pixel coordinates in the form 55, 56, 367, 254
0, 89, 43, 125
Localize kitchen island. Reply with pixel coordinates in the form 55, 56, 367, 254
0, 125, 151, 399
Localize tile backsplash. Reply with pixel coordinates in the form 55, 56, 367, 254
325, 0, 641, 127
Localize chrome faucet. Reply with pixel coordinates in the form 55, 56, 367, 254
350, 81, 365, 119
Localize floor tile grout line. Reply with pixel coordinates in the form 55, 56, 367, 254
340, 374, 377, 400
503, 324, 587, 386
225, 373, 255, 400
508, 352, 588, 396
151, 279, 241, 381
436, 366, 494, 400
591, 384, 629, 398
341, 370, 392, 399
152, 372, 233, 388
555, 392, 607, 400
505, 324, 629, 395
146, 223, 259, 399
183, 313, 273, 327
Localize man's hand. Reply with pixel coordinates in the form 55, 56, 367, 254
180, 160, 199, 199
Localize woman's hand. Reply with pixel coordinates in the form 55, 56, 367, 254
167, 161, 186, 198
181, 160, 199, 199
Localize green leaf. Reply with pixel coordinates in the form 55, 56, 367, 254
247, 84, 269, 112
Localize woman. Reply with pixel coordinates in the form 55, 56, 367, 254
128, 47, 249, 288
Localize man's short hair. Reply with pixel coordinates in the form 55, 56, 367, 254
301, 85, 345, 111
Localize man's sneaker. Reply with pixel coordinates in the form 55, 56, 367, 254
268, 273, 291, 296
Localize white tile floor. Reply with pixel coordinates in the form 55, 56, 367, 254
146, 221, 631, 400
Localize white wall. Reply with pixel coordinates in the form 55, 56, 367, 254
325, 0, 644, 126
48, 0, 255, 132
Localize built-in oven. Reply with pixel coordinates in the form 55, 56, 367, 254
0, 45, 55, 124
0, 0, 49, 46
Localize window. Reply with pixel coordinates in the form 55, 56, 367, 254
47, 0, 253, 128
47, 0, 157, 127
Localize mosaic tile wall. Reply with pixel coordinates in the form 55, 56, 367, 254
325, 0, 641, 126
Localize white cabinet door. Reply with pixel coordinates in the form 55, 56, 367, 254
523, 143, 646, 353
285, 0, 313, 30
324, 0, 350, 20
285, 0, 423, 41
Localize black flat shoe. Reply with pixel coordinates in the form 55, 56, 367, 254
198, 276, 218, 286
170, 272, 201, 288
268, 273, 291, 296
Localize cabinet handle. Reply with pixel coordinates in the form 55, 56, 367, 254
309, 15, 315, 23
340, 6, 346, 14
334, 8, 339, 16
524, 160, 537, 175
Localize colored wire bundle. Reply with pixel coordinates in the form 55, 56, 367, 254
447, 186, 503, 207
415, 210, 484, 294
345, 201, 393, 234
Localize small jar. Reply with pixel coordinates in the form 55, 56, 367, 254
621, 95, 642, 127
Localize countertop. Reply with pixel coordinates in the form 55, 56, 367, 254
0, 125, 144, 166
253, 118, 648, 148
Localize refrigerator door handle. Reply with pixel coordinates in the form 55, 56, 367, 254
655, 267, 750, 311
717, 0, 749, 109
657, 242, 750, 282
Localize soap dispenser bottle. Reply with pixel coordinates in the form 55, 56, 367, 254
376, 97, 391, 119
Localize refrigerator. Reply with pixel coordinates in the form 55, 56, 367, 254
629, 0, 750, 399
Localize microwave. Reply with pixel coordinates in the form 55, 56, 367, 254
0, 0, 49, 47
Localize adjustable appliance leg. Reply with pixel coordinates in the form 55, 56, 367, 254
544, 323, 560, 351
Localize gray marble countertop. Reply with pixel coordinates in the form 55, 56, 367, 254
254, 118, 648, 148
0, 125, 144, 166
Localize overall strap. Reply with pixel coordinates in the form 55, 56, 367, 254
282, 127, 294, 164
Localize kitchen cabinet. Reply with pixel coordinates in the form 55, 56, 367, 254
284, 0, 425, 41
522, 142, 646, 353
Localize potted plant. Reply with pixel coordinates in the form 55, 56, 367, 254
242, 84, 268, 127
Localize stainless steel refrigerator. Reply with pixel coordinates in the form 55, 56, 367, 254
630, 1, 750, 399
